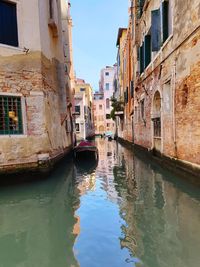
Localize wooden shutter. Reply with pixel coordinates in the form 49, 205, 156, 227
151, 9, 161, 51
162, 1, 169, 43
139, 44, 144, 74
0, 1, 18, 47
139, 0, 145, 18
145, 35, 151, 68
130, 81, 134, 98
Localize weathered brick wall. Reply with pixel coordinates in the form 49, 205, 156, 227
132, 0, 200, 166
0, 52, 72, 167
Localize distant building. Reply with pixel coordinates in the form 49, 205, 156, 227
93, 65, 117, 136
74, 79, 94, 140
0, 0, 75, 172
93, 92, 105, 134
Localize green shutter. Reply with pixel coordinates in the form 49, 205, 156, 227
139, 44, 144, 74
130, 81, 134, 98
162, 1, 169, 43
145, 35, 151, 68
151, 9, 161, 51
139, 0, 145, 18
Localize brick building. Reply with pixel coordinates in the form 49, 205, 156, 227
0, 0, 74, 172
116, 0, 200, 176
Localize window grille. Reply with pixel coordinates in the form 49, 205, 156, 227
0, 95, 23, 135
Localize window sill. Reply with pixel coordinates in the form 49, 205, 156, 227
0, 134, 27, 138
0, 43, 23, 52
154, 136, 161, 139
151, 34, 173, 64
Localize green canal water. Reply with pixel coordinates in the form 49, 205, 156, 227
0, 139, 199, 267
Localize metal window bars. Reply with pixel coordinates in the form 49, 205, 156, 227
0, 96, 23, 135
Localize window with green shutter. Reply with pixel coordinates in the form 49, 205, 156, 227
0, 95, 23, 135
130, 81, 134, 98
137, 0, 145, 18
126, 87, 128, 103
139, 44, 144, 74
162, 0, 169, 43
151, 9, 161, 51
144, 35, 151, 67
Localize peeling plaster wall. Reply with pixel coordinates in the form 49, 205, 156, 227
133, 0, 200, 165
0, 52, 71, 168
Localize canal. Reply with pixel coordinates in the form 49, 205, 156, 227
0, 139, 199, 267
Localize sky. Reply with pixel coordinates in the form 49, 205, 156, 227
70, 0, 129, 91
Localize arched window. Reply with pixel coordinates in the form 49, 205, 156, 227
106, 98, 110, 109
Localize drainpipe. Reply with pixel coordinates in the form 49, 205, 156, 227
172, 59, 177, 158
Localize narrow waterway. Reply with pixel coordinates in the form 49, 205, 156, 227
0, 139, 199, 267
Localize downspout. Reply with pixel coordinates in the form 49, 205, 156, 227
172, 59, 177, 158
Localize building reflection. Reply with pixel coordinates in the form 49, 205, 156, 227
113, 145, 200, 267
0, 163, 79, 267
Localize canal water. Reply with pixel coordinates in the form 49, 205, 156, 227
0, 139, 199, 267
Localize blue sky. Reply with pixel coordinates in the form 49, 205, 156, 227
70, 0, 128, 91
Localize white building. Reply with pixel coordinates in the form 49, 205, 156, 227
98, 65, 117, 136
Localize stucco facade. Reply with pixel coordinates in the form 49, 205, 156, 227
98, 65, 117, 136
0, 0, 74, 172
74, 79, 94, 140
93, 93, 105, 134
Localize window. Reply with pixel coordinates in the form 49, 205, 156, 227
0, 95, 23, 135
139, 43, 145, 73
105, 72, 109, 76
151, 1, 172, 51
144, 35, 151, 68
105, 83, 109, 90
107, 123, 110, 127
139, 34, 151, 73
106, 114, 111, 119
130, 81, 134, 98
99, 115, 104, 121
99, 104, 102, 110
0, 1, 18, 47
137, 0, 145, 18
162, 0, 170, 43
153, 118, 161, 137
75, 123, 80, 132
80, 88, 85, 92
75, 105, 80, 115
124, 87, 128, 104
106, 98, 110, 109
49, 0, 53, 19
151, 9, 161, 51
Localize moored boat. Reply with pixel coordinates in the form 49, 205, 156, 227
74, 140, 98, 160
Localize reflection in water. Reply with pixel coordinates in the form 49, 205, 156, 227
0, 161, 79, 267
0, 139, 199, 267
